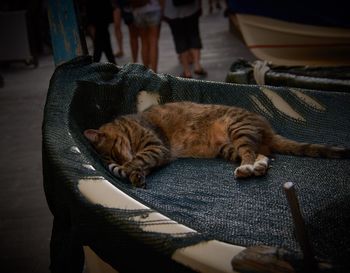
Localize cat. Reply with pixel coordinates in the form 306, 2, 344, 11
84, 101, 349, 188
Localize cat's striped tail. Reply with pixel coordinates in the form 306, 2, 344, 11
271, 134, 350, 158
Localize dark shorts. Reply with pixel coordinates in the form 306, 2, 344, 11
121, 9, 134, 25
168, 11, 202, 54
111, 0, 121, 9
133, 10, 162, 28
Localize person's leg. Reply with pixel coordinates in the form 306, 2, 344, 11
179, 51, 192, 78
209, 0, 213, 13
168, 18, 191, 77
138, 27, 150, 68
128, 24, 140, 63
148, 25, 160, 72
216, 0, 222, 9
101, 25, 116, 64
142, 10, 161, 72
187, 12, 207, 76
112, 8, 124, 57
190, 48, 201, 71
93, 25, 103, 62
133, 12, 151, 68
190, 49, 206, 76
93, 44, 102, 62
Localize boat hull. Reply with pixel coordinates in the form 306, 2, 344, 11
236, 14, 350, 66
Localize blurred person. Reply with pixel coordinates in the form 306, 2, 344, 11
111, 0, 124, 57
163, 0, 207, 78
86, 0, 116, 64
120, 0, 141, 62
209, 0, 222, 13
130, 0, 163, 72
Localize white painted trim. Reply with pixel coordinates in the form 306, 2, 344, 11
172, 240, 244, 273
83, 246, 119, 273
78, 177, 245, 273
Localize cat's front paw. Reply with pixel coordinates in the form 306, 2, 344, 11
234, 156, 269, 179
253, 159, 268, 176
129, 170, 146, 188
108, 163, 146, 188
109, 163, 127, 178
234, 164, 254, 178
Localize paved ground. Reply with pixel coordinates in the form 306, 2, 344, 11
0, 6, 255, 273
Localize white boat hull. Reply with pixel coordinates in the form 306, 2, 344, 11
236, 14, 350, 66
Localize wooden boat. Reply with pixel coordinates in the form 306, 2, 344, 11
235, 14, 350, 66
44, 1, 350, 272
43, 57, 350, 273
228, 0, 350, 66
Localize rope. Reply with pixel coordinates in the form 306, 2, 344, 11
253, 60, 270, 85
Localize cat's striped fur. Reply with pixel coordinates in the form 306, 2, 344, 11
84, 101, 349, 188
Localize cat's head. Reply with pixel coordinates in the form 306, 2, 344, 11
84, 125, 132, 164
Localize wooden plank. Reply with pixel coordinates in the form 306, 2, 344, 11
283, 182, 318, 272
47, 0, 87, 65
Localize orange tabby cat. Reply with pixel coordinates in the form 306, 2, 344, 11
84, 101, 349, 188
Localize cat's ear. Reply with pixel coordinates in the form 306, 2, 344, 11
84, 129, 105, 144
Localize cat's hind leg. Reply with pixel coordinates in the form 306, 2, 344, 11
219, 143, 269, 178
227, 124, 266, 179
219, 143, 262, 178
219, 143, 238, 161
234, 153, 269, 178
252, 154, 269, 176
234, 146, 257, 178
